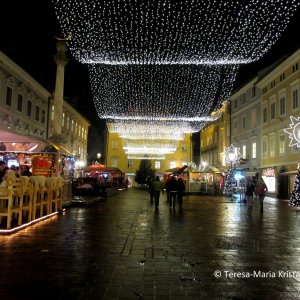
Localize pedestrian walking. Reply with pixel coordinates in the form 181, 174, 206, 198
152, 176, 163, 210
245, 179, 255, 212
177, 177, 185, 209
256, 178, 268, 213
165, 177, 171, 203
148, 177, 154, 202
169, 176, 178, 209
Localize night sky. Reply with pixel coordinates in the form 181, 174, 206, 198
1, 0, 300, 128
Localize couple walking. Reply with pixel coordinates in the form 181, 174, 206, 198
165, 176, 185, 209
245, 178, 268, 213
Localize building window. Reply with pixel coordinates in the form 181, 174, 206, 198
271, 80, 276, 88
111, 157, 118, 168
17, 94, 23, 112
263, 87, 267, 94
112, 139, 118, 149
270, 136, 275, 157
35, 106, 40, 121
293, 63, 298, 72
155, 161, 161, 169
71, 119, 74, 132
41, 109, 46, 124
242, 145, 246, 159
170, 161, 176, 169
182, 143, 187, 152
252, 142, 256, 159
251, 109, 256, 128
242, 116, 246, 130
262, 138, 268, 158
127, 160, 133, 168
240, 93, 246, 104
251, 86, 256, 97
50, 105, 54, 121
279, 135, 285, 154
263, 107, 267, 123
66, 116, 70, 130
6, 87, 12, 106
270, 102, 275, 120
280, 73, 285, 82
233, 99, 237, 109
279, 96, 285, 116
27, 100, 32, 117
78, 125, 81, 137
62, 112, 65, 127
292, 89, 299, 110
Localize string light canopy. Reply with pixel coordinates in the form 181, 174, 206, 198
284, 116, 300, 149
123, 139, 178, 155
52, 0, 300, 65
90, 64, 237, 121
107, 119, 209, 140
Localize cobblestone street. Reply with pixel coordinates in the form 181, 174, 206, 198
1, 188, 300, 300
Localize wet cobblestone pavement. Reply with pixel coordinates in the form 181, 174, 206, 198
1, 188, 300, 299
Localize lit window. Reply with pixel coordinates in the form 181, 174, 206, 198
170, 161, 176, 169
155, 161, 161, 169
252, 142, 256, 159
279, 135, 285, 154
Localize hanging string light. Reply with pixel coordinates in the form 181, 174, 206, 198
52, 0, 300, 65
90, 64, 237, 121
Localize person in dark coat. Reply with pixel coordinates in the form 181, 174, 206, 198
245, 179, 255, 212
0, 161, 7, 183
177, 177, 185, 208
169, 176, 178, 209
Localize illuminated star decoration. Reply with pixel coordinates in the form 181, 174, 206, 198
52, 0, 300, 65
284, 116, 300, 149
225, 144, 241, 165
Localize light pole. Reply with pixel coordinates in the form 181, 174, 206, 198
224, 144, 241, 200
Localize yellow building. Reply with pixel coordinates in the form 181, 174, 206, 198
256, 47, 300, 198
200, 102, 230, 170
105, 131, 192, 186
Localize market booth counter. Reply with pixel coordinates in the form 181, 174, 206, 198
75, 163, 126, 197
0, 147, 75, 233
163, 165, 224, 195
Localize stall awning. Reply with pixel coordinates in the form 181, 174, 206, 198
43, 142, 73, 156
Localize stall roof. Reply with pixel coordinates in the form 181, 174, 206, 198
164, 165, 188, 175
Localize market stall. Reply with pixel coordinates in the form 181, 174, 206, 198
83, 163, 126, 188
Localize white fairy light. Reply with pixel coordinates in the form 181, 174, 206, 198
127, 154, 166, 160
90, 64, 236, 121
284, 116, 300, 148
52, 0, 300, 65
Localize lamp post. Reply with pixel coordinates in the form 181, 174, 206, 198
224, 144, 241, 200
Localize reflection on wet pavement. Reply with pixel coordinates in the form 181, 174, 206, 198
0, 188, 300, 299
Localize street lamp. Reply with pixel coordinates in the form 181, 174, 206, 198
224, 144, 241, 200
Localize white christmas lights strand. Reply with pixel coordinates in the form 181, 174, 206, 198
90, 64, 237, 121
52, 0, 300, 65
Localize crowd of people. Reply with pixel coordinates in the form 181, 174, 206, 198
0, 161, 32, 184
148, 175, 185, 211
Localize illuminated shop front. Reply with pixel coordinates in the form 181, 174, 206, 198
262, 168, 276, 193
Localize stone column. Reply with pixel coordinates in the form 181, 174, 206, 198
53, 40, 68, 136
